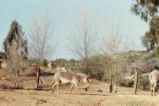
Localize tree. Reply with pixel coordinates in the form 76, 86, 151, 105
29, 13, 56, 89
7, 37, 28, 88
68, 13, 98, 74
41, 59, 48, 68
102, 19, 129, 93
89, 55, 105, 80
131, 0, 159, 22
3, 21, 28, 88
104, 34, 122, 93
131, 0, 159, 51
141, 16, 159, 51
3, 21, 28, 58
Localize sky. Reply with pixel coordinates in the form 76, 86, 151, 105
0, 0, 149, 60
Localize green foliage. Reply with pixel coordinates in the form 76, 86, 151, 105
41, 59, 48, 68
91, 69, 104, 80
118, 74, 150, 91
131, 0, 159, 22
119, 79, 134, 87
4, 21, 20, 52
141, 16, 159, 51
141, 34, 154, 51
153, 49, 159, 57
3, 20, 28, 58
89, 55, 106, 80
138, 74, 150, 91
51, 59, 81, 72
65, 59, 81, 72
132, 0, 159, 50
52, 59, 67, 67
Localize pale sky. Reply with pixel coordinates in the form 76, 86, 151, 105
0, 0, 149, 60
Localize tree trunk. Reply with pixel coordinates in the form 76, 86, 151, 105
85, 61, 89, 75
15, 81, 18, 88
134, 71, 138, 94
109, 79, 113, 93
115, 81, 117, 93
36, 66, 40, 89
86, 65, 88, 75
15, 70, 19, 88
115, 63, 117, 93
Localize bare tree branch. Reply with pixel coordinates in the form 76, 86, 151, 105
28, 12, 56, 88
67, 11, 98, 74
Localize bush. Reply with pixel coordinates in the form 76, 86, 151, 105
119, 74, 150, 91
153, 49, 159, 58
138, 74, 150, 91
119, 79, 134, 87
90, 70, 104, 80
41, 59, 48, 68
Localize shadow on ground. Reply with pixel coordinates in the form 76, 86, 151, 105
26, 72, 54, 77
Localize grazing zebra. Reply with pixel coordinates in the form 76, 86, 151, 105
52, 72, 90, 93
149, 70, 159, 96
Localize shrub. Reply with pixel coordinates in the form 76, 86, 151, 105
119, 74, 150, 91
138, 74, 150, 91
41, 59, 48, 68
119, 79, 134, 87
153, 49, 159, 58
90, 70, 104, 80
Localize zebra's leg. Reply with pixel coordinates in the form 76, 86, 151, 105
153, 82, 157, 96
151, 83, 153, 96
52, 82, 57, 94
56, 81, 60, 93
74, 80, 78, 90
70, 83, 74, 93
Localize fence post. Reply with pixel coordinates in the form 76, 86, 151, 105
134, 71, 138, 94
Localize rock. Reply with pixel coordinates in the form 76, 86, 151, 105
97, 89, 103, 93
36, 99, 47, 105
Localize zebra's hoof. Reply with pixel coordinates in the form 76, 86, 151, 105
84, 88, 88, 92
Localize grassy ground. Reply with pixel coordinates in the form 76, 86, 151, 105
0, 68, 158, 106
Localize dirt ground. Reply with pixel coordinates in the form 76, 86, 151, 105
0, 79, 158, 106
0, 68, 158, 106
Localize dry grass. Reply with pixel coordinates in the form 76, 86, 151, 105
0, 68, 158, 106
